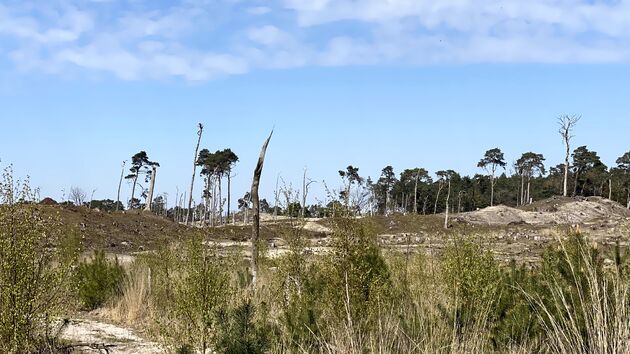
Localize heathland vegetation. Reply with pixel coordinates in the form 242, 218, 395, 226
1, 116, 630, 353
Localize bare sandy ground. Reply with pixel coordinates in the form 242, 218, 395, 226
61, 318, 161, 353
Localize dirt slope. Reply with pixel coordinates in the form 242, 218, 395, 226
456, 197, 630, 226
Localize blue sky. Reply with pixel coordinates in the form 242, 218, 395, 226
1, 0, 630, 208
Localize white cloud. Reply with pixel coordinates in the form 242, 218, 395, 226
2, 0, 630, 81
247, 25, 291, 46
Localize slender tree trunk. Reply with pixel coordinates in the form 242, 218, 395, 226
609, 179, 612, 200
301, 168, 308, 219
434, 183, 443, 214
218, 175, 223, 224
186, 123, 204, 225
144, 166, 157, 212
527, 178, 531, 204
564, 141, 570, 197
444, 179, 451, 229
210, 176, 216, 227
116, 161, 126, 211
227, 173, 232, 224
423, 195, 428, 215
174, 188, 179, 222
573, 170, 580, 197
490, 174, 495, 207
274, 174, 280, 220
181, 192, 186, 223
130, 174, 138, 209
203, 177, 210, 224
414, 172, 419, 214
520, 175, 525, 206
250, 131, 273, 291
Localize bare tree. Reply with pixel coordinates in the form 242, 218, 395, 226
144, 165, 158, 212
186, 123, 204, 225
273, 174, 280, 220
250, 130, 273, 291
444, 178, 451, 229
558, 115, 581, 197
88, 188, 96, 209
301, 167, 315, 219
69, 186, 86, 206
116, 160, 126, 211
436, 171, 453, 229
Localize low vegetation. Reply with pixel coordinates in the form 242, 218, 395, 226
2, 164, 630, 353
75, 250, 126, 311
93, 220, 630, 353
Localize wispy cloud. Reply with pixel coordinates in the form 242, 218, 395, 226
2, 0, 630, 81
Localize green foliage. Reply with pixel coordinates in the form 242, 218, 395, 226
89, 199, 124, 212
441, 238, 500, 328
325, 218, 391, 326
492, 261, 539, 348
0, 166, 79, 353
146, 232, 232, 353
215, 300, 271, 354
76, 250, 126, 310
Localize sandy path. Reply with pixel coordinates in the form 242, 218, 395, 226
61, 318, 161, 353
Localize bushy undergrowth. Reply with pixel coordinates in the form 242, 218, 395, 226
0, 167, 79, 353
94, 219, 630, 353
76, 250, 125, 310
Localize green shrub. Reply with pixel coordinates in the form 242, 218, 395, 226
0, 167, 79, 353
215, 300, 271, 354
147, 232, 232, 353
441, 238, 500, 329
324, 218, 391, 330
492, 260, 539, 348
76, 250, 125, 310
268, 224, 324, 351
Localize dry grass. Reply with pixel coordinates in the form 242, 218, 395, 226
95, 229, 630, 354
102, 265, 152, 325
529, 239, 630, 354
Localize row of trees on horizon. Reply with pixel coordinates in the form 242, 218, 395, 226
17, 116, 630, 223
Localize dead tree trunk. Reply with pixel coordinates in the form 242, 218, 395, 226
559, 115, 580, 197
186, 123, 204, 225
250, 131, 273, 290
227, 172, 232, 224
444, 178, 451, 230
181, 192, 186, 223
301, 168, 314, 219
273, 174, 280, 220
116, 160, 126, 211
144, 165, 157, 212
414, 172, 419, 214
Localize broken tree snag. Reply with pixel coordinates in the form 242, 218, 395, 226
186, 123, 204, 225
250, 130, 273, 290
116, 160, 126, 211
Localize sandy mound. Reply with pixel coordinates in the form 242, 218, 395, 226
457, 197, 630, 226
302, 221, 332, 234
